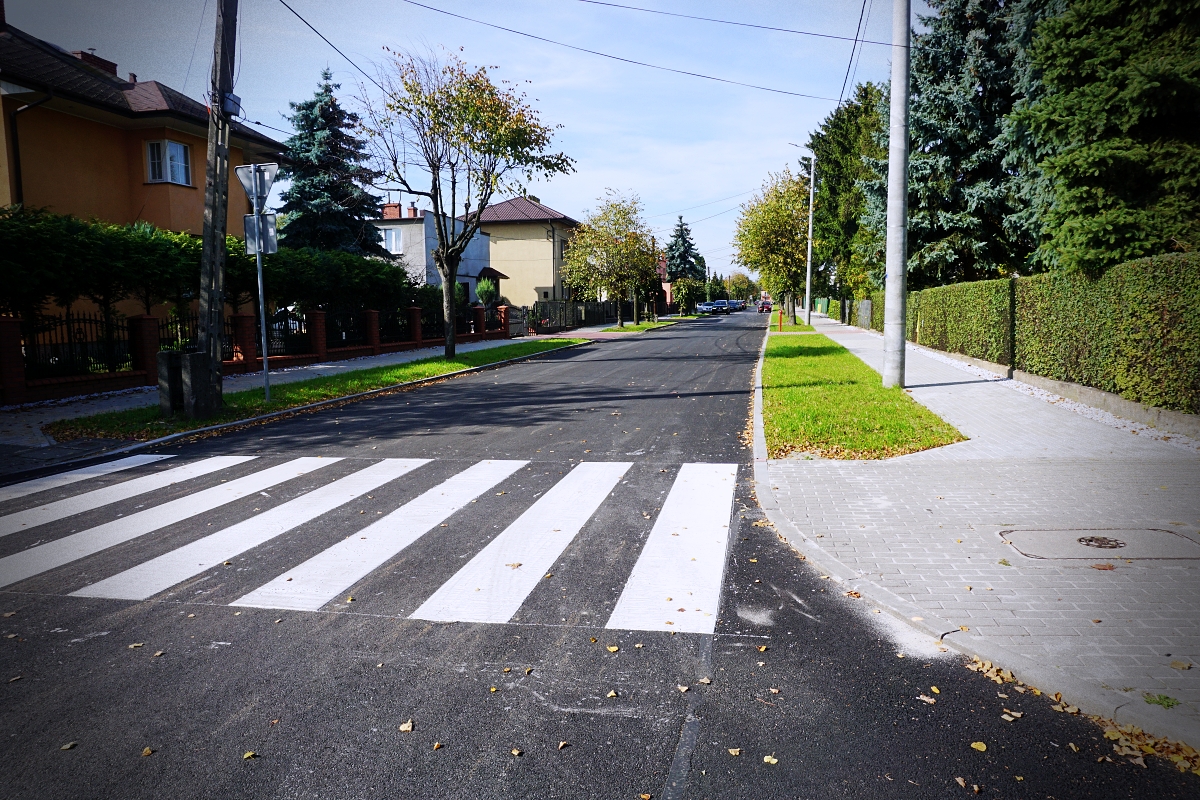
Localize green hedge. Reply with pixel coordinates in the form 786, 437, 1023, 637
1014, 254, 1200, 413
848, 254, 1199, 413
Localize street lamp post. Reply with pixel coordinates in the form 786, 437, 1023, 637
882, 0, 911, 388
804, 155, 816, 326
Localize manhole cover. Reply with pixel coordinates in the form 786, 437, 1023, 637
1001, 529, 1200, 561
1078, 536, 1126, 549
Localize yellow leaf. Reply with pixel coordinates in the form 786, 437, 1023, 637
558, 741, 568, 750
970, 742, 986, 752
243, 751, 257, 760
61, 742, 76, 751
728, 747, 741, 756
490, 687, 497, 693
844, 591, 862, 598
399, 720, 413, 732
677, 685, 689, 693
931, 686, 940, 694
1015, 776, 1023, 781
525, 668, 533, 675
955, 777, 966, 788
153, 651, 164, 657
128, 643, 144, 649
748, 558, 757, 563
433, 742, 442, 750
640, 795, 651, 800
606, 690, 618, 698
607, 646, 619, 653
763, 754, 779, 764
698, 677, 711, 684
757, 645, 768, 652
511, 748, 522, 757
590, 637, 598, 643
769, 688, 780, 694
141, 747, 154, 757
1068, 743, 1079, 752
959, 626, 969, 632
503, 667, 512, 673
634, 644, 644, 649
346, 596, 354, 602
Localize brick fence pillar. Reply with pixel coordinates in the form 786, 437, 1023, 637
407, 306, 423, 345
0, 317, 26, 405
364, 309, 381, 355
472, 306, 485, 336
127, 315, 160, 386
306, 310, 327, 360
497, 306, 510, 339
229, 313, 257, 364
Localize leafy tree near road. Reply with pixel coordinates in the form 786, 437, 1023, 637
733, 167, 809, 317
1010, 0, 1200, 274
724, 271, 758, 301
360, 50, 573, 356
561, 192, 659, 327
664, 216, 706, 282
807, 82, 884, 300
475, 277, 498, 307
279, 70, 384, 255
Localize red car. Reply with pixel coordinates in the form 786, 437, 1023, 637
757, 300, 772, 313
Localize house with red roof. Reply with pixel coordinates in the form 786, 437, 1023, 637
475, 196, 578, 307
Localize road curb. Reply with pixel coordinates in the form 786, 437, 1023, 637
750, 329, 1200, 747
2, 340, 591, 487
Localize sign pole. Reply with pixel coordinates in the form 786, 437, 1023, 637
882, 0, 911, 388
253, 164, 271, 402
804, 156, 816, 326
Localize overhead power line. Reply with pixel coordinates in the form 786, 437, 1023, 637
276, 0, 384, 91
647, 189, 756, 219
397, 0, 837, 101
576, 0, 900, 49
838, 0, 871, 105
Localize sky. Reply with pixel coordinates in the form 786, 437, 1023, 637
8, 0, 925, 277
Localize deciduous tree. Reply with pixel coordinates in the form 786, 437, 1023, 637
733, 168, 809, 318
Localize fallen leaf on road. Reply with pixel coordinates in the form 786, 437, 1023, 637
1003, 709, 1023, 719
1170, 661, 1192, 670
769, 688, 780, 694
677, 685, 689, 693
142, 747, 154, 757
698, 677, 711, 684
1068, 742, 1079, 752
511, 748, 521, 757
275, 619, 282, 624
819, 575, 830, 580
558, 741, 568, 750
377, 663, 383, 668
433, 742, 442, 750
1129, 756, 1146, 768
8, 676, 21, 682
959, 626, 969, 632
346, 596, 355, 602
270, 719, 279, 725
503, 667, 511, 673
728, 748, 741, 756
505, 562, 522, 569
61, 742, 76, 750
919, 695, 936, 705
153, 651, 163, 657
757, 646, 768, 652
1001, 714, 1015, 722
243, 751, 257, 760
607, 646, 619, 652
1092, 619, 1102, 624
931, 686, 940, 694
634, 644, 644, 649
748, 558, 757, 563
845, 591, 861, 598
544, 573, 553, 579
1091, 563, 1115, 570
639, 795, 651, 800
970, 742, 986, 752
606, 690, 618, 698
490, 687, 497, 693
955, 777, 966, 788
2, 612, 14, 617
590, 637, 598, 643
128, 643, 144, 649
525, 668, 533, 675
399, 720, 413, 732
763, 755, 779, 764
896, 653, 905, 659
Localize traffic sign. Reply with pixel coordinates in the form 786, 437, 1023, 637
244, 214, 278, 255
234, 162, 278, 201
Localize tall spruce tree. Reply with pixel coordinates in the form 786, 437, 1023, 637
1012, 0, 1200, 274
904, 0, 1024, 288
278, 70, 384, 254
664, 216, 706, 282
807, 82, 885, 299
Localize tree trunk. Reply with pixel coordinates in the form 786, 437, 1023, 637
632, 289, 640, 325
616, 295, 624, 328
436, 252, 461, 359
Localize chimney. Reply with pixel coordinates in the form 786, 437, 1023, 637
382, 202, 400, 220
71, 50, 119, 75
128, 72, 138, 83
407, 202, 418, 218
1, 0, 6, 32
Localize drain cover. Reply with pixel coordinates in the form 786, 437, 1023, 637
1002, 529, 1200, 560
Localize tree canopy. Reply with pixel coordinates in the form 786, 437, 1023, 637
278, 70, 384, 255
732, 167, 809, 304
664, 216, 705, 282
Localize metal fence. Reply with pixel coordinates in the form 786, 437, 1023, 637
259, 309, 310, 357
158, 314, 234, 361
379, 309, 410, 343
326, 311, 365, 349
22, 313, 131, 379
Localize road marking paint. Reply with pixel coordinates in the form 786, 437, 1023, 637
0, 455, 174, 504
71, 459, 428, 600
605, 463, 738, 634
411, 461, 632, 624
231, 460, 528, 612
0, 456, 254, 537
0, 458, 335, 589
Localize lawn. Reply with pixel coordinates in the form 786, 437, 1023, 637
771, 319, 816, 332
44, 339, 586, 443
761, 334, 964, 459
600, 320, 678, 333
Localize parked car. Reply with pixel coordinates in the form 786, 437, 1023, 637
757, 300, 772, 313
710, 300, 731, 314
696, 301, 714, 314
731, 299, 746, 311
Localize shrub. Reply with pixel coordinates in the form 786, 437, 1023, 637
913, 278, 1013, 365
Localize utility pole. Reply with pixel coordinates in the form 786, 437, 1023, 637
882, 0, 910, 388
803, 155, 816, 326
185, 0, 239, 418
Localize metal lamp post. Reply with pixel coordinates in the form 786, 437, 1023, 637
235, 163, 278, 401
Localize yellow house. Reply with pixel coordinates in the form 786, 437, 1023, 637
0, 12, 282, 237
477, 196, 578, 306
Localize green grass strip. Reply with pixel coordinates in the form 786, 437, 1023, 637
600, 320, 678, 333
44, 339, 585, 443
762, 334, 964, 459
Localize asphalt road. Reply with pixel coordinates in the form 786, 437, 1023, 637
0, 312, 1193, 799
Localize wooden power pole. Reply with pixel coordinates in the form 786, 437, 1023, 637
185, 0, 239, 418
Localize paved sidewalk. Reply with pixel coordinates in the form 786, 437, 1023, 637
758, 315, 1200, 743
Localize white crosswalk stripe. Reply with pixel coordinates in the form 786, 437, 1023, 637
70, 459, 428, 601
606, 463, 738, 634
231, 459, 527, 612
0, 455, 253, 538
0, 455, 174, 504
0, 457, 336, 589
411, 461, 632, 624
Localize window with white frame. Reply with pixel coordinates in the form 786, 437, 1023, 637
383, 228, 403, 254
146, 140, 192, 185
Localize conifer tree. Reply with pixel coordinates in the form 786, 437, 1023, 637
664, 216, 706, 282
278, 69, 384, 254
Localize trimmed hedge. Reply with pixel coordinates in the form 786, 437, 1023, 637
850, 254, 1199, 413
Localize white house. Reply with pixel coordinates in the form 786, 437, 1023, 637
373, 202, 493, 301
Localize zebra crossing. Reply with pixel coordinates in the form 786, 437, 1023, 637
0, 455, 739, 634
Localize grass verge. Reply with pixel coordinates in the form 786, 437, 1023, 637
762, 334, 964, 459
768, 318, 815, 332
599, 320, 678, 333
44, 339, 586, 443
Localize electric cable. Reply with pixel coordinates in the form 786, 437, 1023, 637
837, 0, 870, 105
276, 0, 385, 91
646, 189, 756, 218
181, 0, 210, 96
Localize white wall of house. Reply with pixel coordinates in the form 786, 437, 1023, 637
373, 213, 490, 301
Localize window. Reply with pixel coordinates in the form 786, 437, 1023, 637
147, 140, 191, 185
384, 228, 403, 254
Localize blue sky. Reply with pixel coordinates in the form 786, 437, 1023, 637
10, 0, 924, 276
